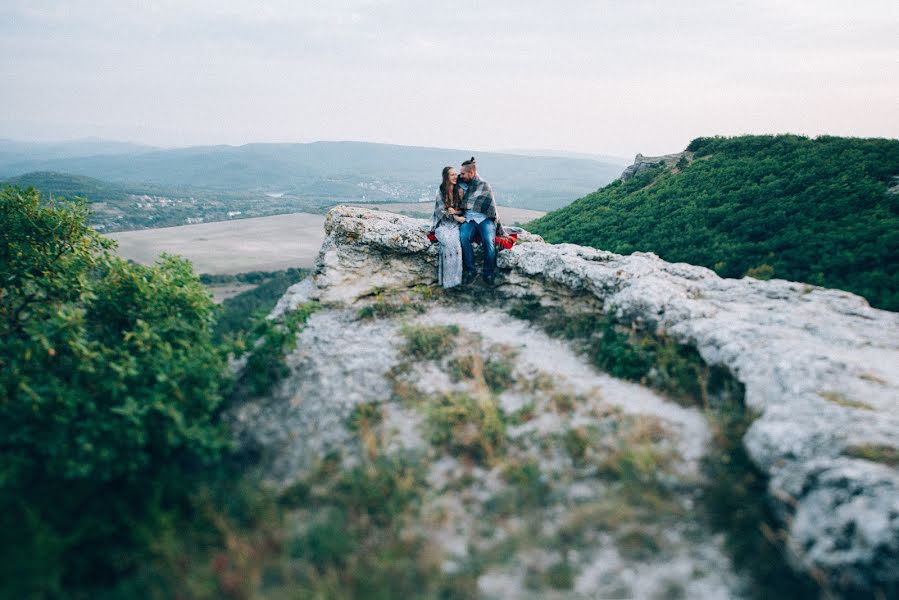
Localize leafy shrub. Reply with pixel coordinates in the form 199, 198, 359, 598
0, 186, 229, 593
235, 302, 319, 397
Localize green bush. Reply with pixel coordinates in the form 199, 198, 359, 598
0, 186, 229, 594
235, 301, 319, 397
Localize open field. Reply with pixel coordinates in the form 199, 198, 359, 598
206, 282, 259, 303
108, 212, 326, 274
108, 204, 548, 275
349, 202, 546, 225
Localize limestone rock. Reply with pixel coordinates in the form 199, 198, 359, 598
261, 205, 898, 594
619, 151, 691, 180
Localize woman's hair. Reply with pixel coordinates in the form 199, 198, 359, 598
439, 165, 459, 209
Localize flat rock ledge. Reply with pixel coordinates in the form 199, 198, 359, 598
273, 205, 899, 593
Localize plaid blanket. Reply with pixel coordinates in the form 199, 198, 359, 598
462, 176, 497, 220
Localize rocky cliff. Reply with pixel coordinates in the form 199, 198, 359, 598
231, 206, 898, 598
619, 151, 691, 180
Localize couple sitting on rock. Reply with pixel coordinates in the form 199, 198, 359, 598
428, 157, 512, 289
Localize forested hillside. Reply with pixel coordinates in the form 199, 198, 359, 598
527, 135, 899, 311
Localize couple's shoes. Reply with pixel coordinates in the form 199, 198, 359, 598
462, 271, 495, 286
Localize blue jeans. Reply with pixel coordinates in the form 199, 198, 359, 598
460, 218, 496, 278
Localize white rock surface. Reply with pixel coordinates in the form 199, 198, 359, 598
268, 205, 899, 593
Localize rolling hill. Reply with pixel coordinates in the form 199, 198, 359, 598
0, 140, 622, 211
527, 134, 899, 311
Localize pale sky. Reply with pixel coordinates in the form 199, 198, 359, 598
2, 0, 897, 157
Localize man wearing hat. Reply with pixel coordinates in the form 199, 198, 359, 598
458, 157, 501, 285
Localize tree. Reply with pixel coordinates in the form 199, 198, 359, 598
0, 186, 228, 593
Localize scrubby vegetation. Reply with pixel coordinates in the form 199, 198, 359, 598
232, 301, 319, 397
0, 187, 320, 597
210, 267, 310, 342
528, 135, 899, 311
0, 186, 229, 595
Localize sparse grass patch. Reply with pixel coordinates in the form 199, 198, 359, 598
448, 354, 477, 382
384, 362, 427, 408
400, 324, 459, 360
563, 427, 591, 464
506, 298, 715, 406
333, 454, 425, 526
484, 356, 515, 393
348, 401, 384, 432
506, 295, 817, 597
519, 371, 556, 392
508, 297, 546, 321
616, 528, 662, 561
596, 416, 676, 487
818, 391, 873, 410
543, 560, 576, 590
844, 444, 899, 468
427, 392, 506, 465
348, 401, 384, 459
505, 400, 537, 425
859, 371, 887, 384
500, 460, 552, 509
551, 391, 579, 414
356, 287, 436, 320
555, 498, 644, 552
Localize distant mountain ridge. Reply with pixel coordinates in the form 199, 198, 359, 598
0, 139, 623, 212
0, 137, 156, 160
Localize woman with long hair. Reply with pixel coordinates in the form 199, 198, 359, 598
429, 165, 466, 288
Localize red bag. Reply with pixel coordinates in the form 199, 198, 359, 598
427, 230, 518, 250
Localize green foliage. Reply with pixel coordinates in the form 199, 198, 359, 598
700, 403, 820, 599
615, 529, 662, 561
563, 427, 591, 463
399, 323, 459, 360
529, 307, 712, 405
543, 561, 576, 590
501, 461, 552, 508
529, 135, 899, 311
333, 455, 425, 527
211, 267, 309, 342
0, 186, 228, 592
236, 302, 319, 397
484, 355, 516, 393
